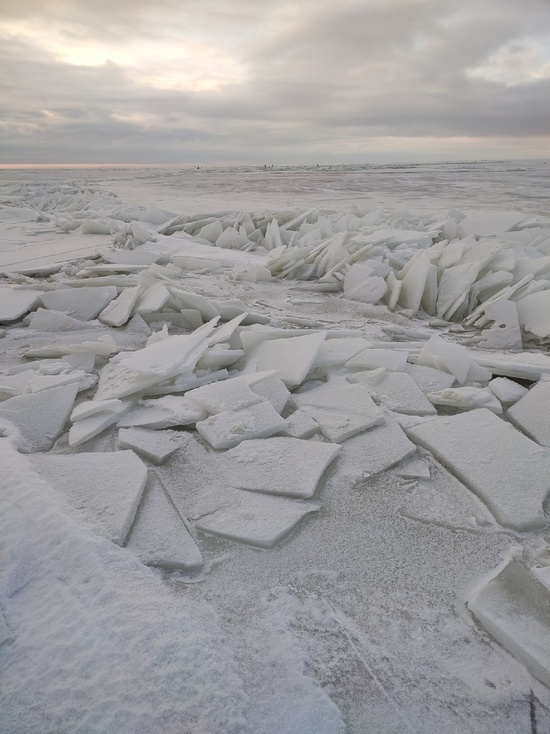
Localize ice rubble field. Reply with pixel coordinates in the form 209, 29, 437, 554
2, 163, 550, 733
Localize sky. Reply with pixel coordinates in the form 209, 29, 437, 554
1, 0, 550, 165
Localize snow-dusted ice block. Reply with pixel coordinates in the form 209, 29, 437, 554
416, 335, 490, 384
245, 372, 290, 413
98, 286, 140, 327
291, 384, 385, 444
281, 409, 320, 439
28, 308, 100, 332
0, 287, 44, 322
349, 369, 436, 416
427, 387, 502, 415
117, 396, 207, 429
222, 437, 340, 499
346, 348, 409, 372
397, 457, 431, 480
245, 332, 326, 388
339, 415, 416, 481
68, 410, 125, 447
507, 382, 550, 447
125, 476, 202, 570
71, 399, 127, 421
404, 363, 456, 394
41, 286, 117, 321
118, 328, 210, 377
516, 291, 550, 340
0, 383, 78, 452
117, 427, 181, 464
31, 450, 147, 545
185, 376, 260, 415
488, 377, 528, 405
461, 210, 523, 236
196, 401, 287, 449
468, 560, 550, 687
312, 337, 372, 369
406, 409, 550, 530
195, 490, 319, 548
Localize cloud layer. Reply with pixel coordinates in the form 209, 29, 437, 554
1, 0, 549, 163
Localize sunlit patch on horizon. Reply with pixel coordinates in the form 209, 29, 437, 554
467, 37, 550, 86
0, 19, 246, 92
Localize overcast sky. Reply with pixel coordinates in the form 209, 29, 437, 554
1, 0, 549, 165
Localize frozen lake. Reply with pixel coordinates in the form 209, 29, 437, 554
1, 160, 550, 734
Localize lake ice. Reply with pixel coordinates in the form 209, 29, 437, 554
1, 161, 550, 733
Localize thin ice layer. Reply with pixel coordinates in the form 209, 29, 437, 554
125, 475, 202, 570
244, 332, 326, 388
468, 560, 550, 687
195, 490, 319, 548
222, 437, 340, 499
406, 409, 550, 530
41, 286, 117, 321
116, 427, 181, 464
0, 287, 44, 322
349, 369, 437, 416
30, 450, 148, 545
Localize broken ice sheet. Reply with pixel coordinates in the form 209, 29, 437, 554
185, 375, 261, 415
40, 286, 117, 321
116, 427, 181, 464
507, 381, 550, 448
195, 490, 320, 548
243, 331, 326, 388
30, 450, 148, 545
196, 401, 287, 450
125, 474, 202, 571
400, 460, 497, 532
406, 409, 550, 531
468, 559, 550, 687
427, 387, 503, 415
0, 383, 78, 452
0, 286, 44, 322
117, 395, 207, 429
349, 369, 436, 416
221, 437, 340, 499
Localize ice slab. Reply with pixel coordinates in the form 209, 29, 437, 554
291, 384, 385, 442
246, 373, 290, 413
415, 335, 490, 384
195, 490, 319, 548
41, 286, 117, 321
461, 211, 523, 236
427, 387, 502, 415
400, 461, 497, 531
196, 401, 287, 449
338, 414, 417, 481
0, 286, 43, 322
185, 376, 261, 415
244, 332, 326, 388
312, 337, 372, 369
507, 382, 550, 447
133, 281, 170, 314
406, 409, 550, 530
480, 300, 522, 350
71, 399, 127, 421
404, 363, 456, 393
346, 348, 409, 372
222, 437, 340, 499
118, 327, 211, 378
397, 456, 431, 480
515, 290, 550, 340
117, 396, 207, 429
69, 410, 127, 447
0, 383, 78, 452
398, 251, 431, 314
28, 308, 100, 332
31, 450, 147, 545
125, 475, 202, 570
349, 369, 437, 416
436, 262, 481, 321
468, 560, 550, 687
117, 427, 181, 463
281, 409, 320, 439
98, 286, 140, 327
488, 377, 528, 405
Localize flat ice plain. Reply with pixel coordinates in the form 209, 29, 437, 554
2, 160, 550, 733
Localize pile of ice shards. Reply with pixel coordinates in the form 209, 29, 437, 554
2, 192, 550, 688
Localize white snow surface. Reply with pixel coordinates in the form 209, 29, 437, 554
2, 163, 550, 734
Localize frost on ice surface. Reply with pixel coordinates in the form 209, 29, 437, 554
0, 607, 14, 648
125, 474, 203, 570
0, 383, 78, 452
222, 437, 340, 499
427, 386, 503, 414
349, 368, 437, 416
30, 450, 148, 545
195, 490, 319, 548
243, 332, 326, 388
407, 409, 550, 530
117, 395, 207, 429
346, 347, 409, 372
185, 375, 261, 415
488, 377, 528, 405
468, 559, 550, 687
